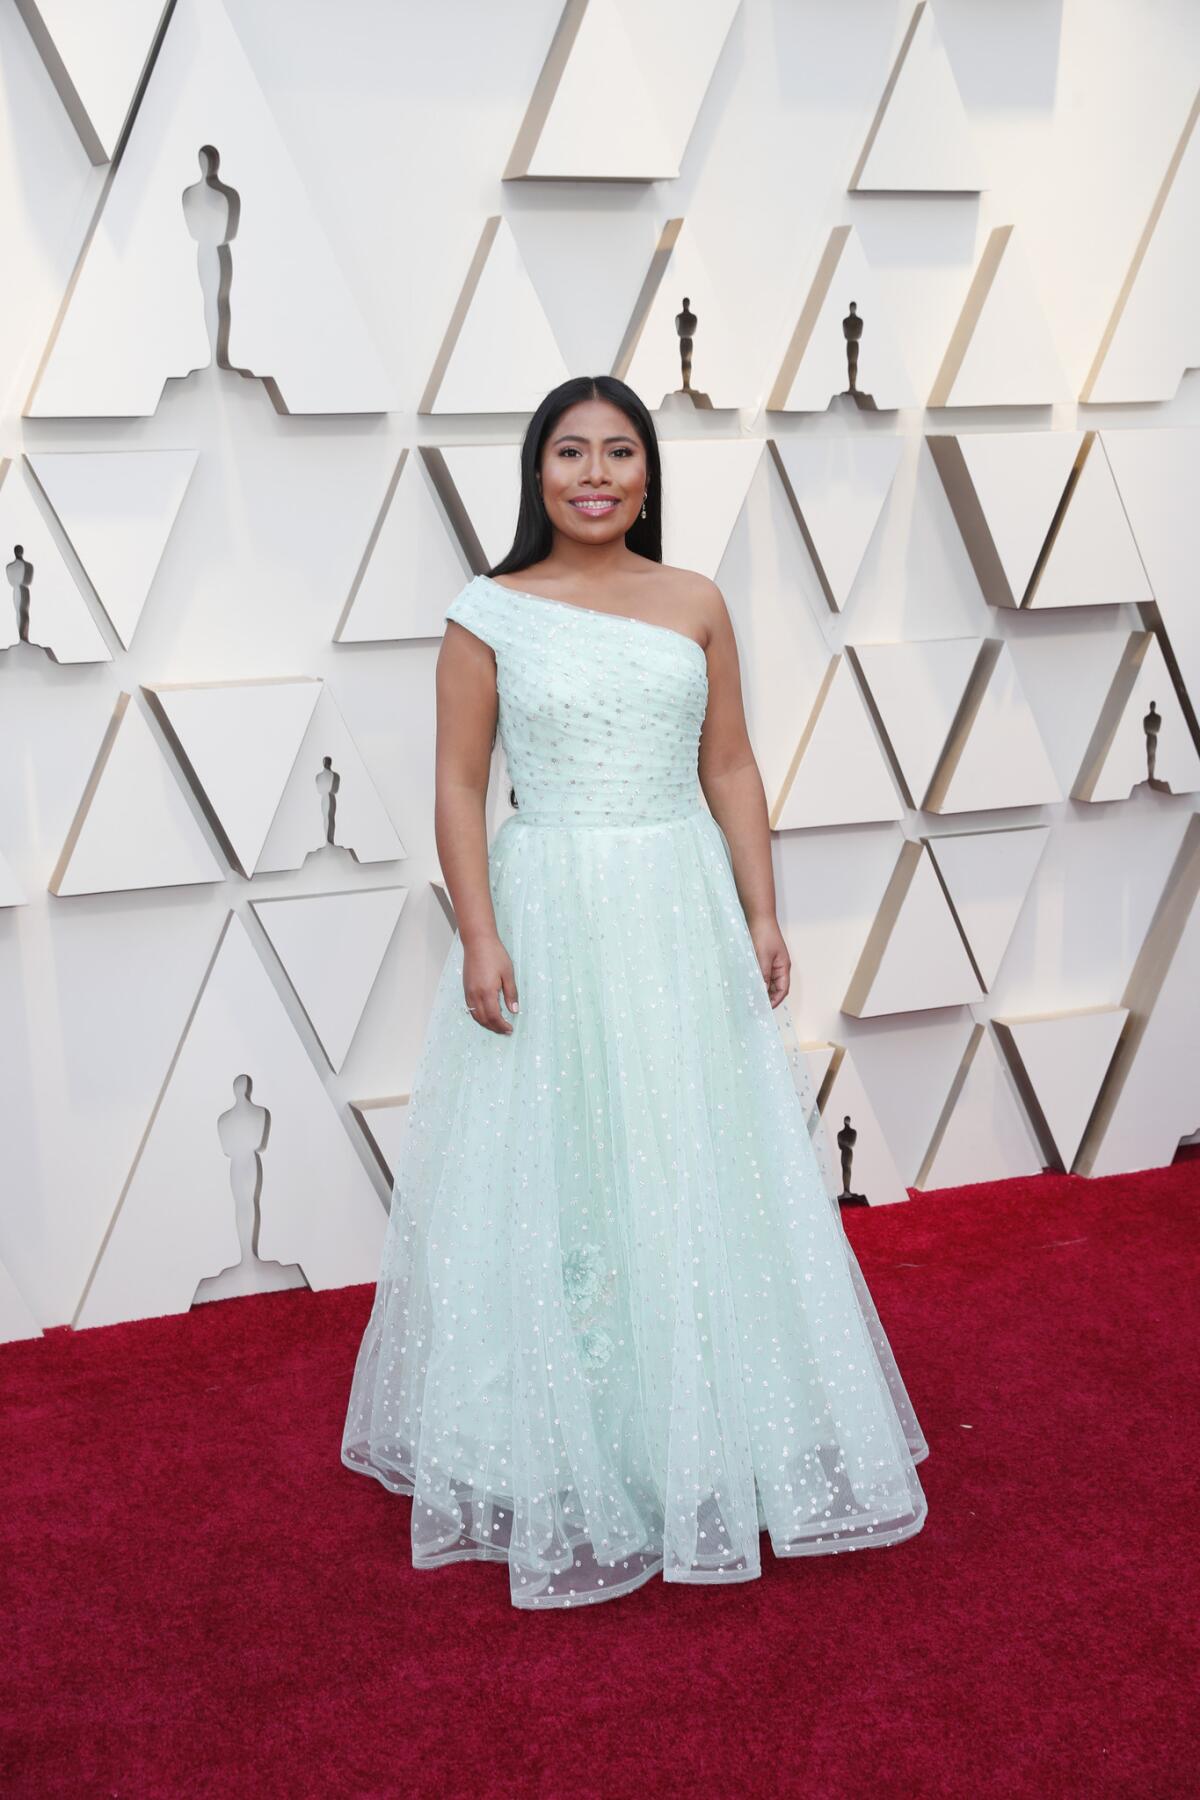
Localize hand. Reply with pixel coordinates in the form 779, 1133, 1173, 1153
463, 935, 519, 1035
748, 916, 790, 1008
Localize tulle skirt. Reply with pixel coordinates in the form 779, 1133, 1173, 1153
342, 806, 928, 1608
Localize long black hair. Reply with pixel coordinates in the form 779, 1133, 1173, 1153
486, 375, 663, 577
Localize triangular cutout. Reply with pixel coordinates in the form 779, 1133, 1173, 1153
925, 823, 1050, 988
927, 642, 1061, 813
1079, 817, 1200, 1175
843, 840, 984, 1017
504, 0, 739, 181
994, 1007, 1128, 1170
816, 1049, 910, 1205
929, 224, 1072, 407
850, 1, 986, 193
657, 439, 765, 576
1101, 425, 1200, 718
1082, 89, 1200, 402
928, 430, 1085, 609
504, 0, 674, 179
0, 458, 110, 663
1027, 435, 1152, 609
772, 655, 904, 829
147, 678, 323, 877
773, 435, 903, 611
254, 684, 407, 873
850, 638, 980, 806
50, 692, 226, 896
252, 888, 408, 1071
914, 1022, 1043, 1188
26, 449, 197, 648
15, 0, 170, 162
769, 225, 916, 412
1073, 631, 1200, 802
420, 215, 570, 414
336, 450, 471, 643
614, 216, 751, 410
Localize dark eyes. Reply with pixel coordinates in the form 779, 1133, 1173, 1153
558, 445, 634, 456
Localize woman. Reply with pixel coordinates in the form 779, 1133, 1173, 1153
342, 374, 929, 1609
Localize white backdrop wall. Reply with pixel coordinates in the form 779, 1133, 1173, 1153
1, 0, 1198, 1336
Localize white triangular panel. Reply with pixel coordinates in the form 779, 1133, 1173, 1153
948, 430, 1084, 605
0, 460, 110, 663
0, 1255, 42, 1344
925, 824, 1050, 989
420, 216, 570, 415
1084, 830, 1200, 1177
150, 679, 322, 877
0, 849, 27, 907
1029, 437, 1151, 610
617, 216, 754, 410
26, 449, 197, 648
50, 693, 226, 896
75, 912, 386, 1329
1103, 427, 1200, 724
932, 644, 1061, 814
929, 225, 1072, 407
915, 1023, 1043, 1190
336, 452, 470, 644
252, 888, 408, 1071
1082, 91, 1200, 403
506, 0, 739, 181
769, 225, 917, 412
816, 1054, 909, 1206
440, 444, 525, 571
28, 0, 393, 417
506, 0, 673, 179
1075, 632, 1200, 802
843, 843, 984, 1017
850, 1, 985, 194
773, 657, 904, 829
852, 638, 979, 807
995, 1007, 1127, 1171
15, 0, 169, 162
255, 685, 406, 873
658, 439, 765, 578
774, 435, 903, 610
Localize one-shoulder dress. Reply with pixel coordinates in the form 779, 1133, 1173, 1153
341, 572, 929, 1609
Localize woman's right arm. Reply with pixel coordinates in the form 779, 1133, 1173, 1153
434, 622, 519, 1035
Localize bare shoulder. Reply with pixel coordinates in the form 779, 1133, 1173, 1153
654, 564, 729, 648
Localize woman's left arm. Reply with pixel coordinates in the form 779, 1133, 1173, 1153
695, 581, 791, 1006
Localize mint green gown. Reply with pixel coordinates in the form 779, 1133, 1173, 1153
341, 573, 929, 1609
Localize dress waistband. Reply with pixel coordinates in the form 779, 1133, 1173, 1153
506, 801, 707, 831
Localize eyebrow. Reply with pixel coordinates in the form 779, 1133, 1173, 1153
551, 433, 638, 446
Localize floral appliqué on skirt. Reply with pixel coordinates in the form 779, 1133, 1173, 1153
561, 1242, 618, 1376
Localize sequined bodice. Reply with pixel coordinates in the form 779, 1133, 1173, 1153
445, 575, 709, 827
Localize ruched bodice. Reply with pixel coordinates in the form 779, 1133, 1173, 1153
444, 574, 709, 827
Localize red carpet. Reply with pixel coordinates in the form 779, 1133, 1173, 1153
3, 1158, 1196, 1799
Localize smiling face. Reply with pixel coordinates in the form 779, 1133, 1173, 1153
537, 397, 648, 544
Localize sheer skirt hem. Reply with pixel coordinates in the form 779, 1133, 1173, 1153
342, 1443, 928, 1611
